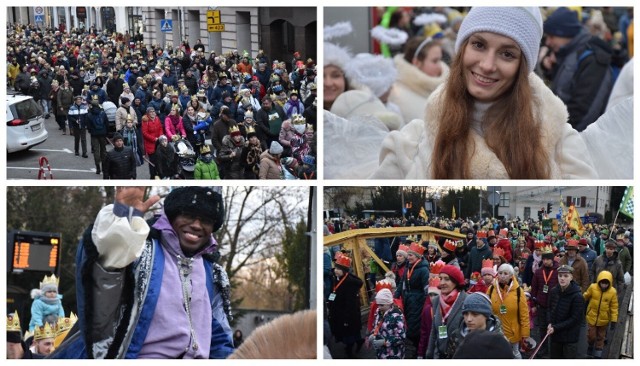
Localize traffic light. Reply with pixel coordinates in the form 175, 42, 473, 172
547, 203, 553, 213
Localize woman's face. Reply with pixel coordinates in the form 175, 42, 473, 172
414, 45, 443, 77
462, 32, 521, 103
439, 274, 456, 295
497, 269, 511, 284
323, 65, 346, 105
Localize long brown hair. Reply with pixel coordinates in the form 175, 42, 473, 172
431, 39, 550, 179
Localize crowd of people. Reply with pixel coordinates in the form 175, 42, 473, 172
7, 22, 317, 180
324, 214, 633, 359
324, 6, 634, 179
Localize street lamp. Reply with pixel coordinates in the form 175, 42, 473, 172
457, 197, 462, 220
479, 192, 483, 220
493, 190, 501, 218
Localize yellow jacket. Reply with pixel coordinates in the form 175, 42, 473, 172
7, 63, 20, 85
584, 270, 619, 326
487, 276, 530, 343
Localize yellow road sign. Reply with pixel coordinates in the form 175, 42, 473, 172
208, 24, 225, 32
207, 10, 221, 25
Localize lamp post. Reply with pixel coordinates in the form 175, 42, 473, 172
493, 190, 500, 218
479, 192, 483, 220
457, 197, 462, 220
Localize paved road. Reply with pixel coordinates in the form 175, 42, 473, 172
7, 115, 151, 180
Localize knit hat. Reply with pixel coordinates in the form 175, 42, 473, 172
440, 264, 464, 287
396, 244, 409, 258
39, 274, 58, 293
112, 133, 123, 141
453, 330, 514, 359
324, 22, 353, 72
375, 288, 394, 305
605, 239, 617, 248
163, 187, 224, 232
269, 141, 284, 155
543, 7, 583, 38
481, 258, 496, 276
461, 292, 493, 318
455, 7, 543, 73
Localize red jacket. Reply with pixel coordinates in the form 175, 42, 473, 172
496, 239, 513, 263
142, 115, 164, 155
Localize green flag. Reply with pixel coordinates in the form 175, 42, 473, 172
620, 187, 634, 218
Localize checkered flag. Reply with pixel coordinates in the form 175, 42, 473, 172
620, 187, 634, 219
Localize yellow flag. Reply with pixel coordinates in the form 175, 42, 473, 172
452, 205, 456, 219
565, 204, 585, 235
419, 207, 428, 221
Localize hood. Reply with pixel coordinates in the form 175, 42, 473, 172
152, 213, 218, 257
596, 270, 613, 289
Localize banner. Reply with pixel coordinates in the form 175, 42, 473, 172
419, 207, 428, 221
565, 204, 585, 236
619, 186, 634, 219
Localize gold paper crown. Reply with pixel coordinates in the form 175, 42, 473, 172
305, 123, 314, 133
91, 94, 99, 101
218, 71, 227, 78
56, 312, 78, 337
172, 104, 181, 111
34, 322, 55, 341
541, 245, 554, 254
126, 114, 133, 121
200, 145, 211, 154
245, 126, 256, 135
40, 274, 59, 289
7, 312, 21, 332
292, 114, 306, 125
228, 125, 241, 135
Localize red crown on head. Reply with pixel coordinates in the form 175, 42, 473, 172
335, 253, 352, 268
482, 258, 494, 269
477, 230, 488, 238
409, 242, 426, 256
428, 276, 441, 291
430, 259, 445, 274
375, 280, 393, 293
488, 230, 496, 237
521, 252, 530, 259
566, 239, 579, 249
493, 247, 505, 257
534, 240, 546, 249
397, 244, 410, 254
470, 271, 481, 281
499, 228, 509, 238
443, 239, 457, 252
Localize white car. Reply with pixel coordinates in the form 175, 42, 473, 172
6, 94, 48, 153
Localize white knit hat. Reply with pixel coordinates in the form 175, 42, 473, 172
324, 22, 353, 71
455, 7, 543, 73
375, 288, 394, 305
345, 53, 397, 98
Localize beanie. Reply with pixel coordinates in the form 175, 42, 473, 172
453, 330, 514, 359
455, 7, 543, 73
440, 264, 465, 287
120, 96, 130, 105
112, 132, 123, 141
543, 7, 583, 38
163, 187, 224, 232
269, 141, 284, 155
461, 292, 493, 318
375, 288, 394, 305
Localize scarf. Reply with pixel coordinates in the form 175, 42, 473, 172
169, 114, 180, 126
439, 289, 460, 323
123, 127, 141, 165
532, 251, 542, 273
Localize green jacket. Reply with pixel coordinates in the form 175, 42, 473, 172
194, 159, 220, 180
617, 246, 632, 274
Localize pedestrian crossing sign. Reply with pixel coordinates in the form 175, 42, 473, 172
160, 19, 173, 32
35, 15, 44, 23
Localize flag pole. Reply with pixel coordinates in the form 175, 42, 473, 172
610, 206, 622, 240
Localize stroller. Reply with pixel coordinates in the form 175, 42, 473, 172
172, 135, 196, 179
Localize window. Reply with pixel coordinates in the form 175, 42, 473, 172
499, 192, 510, 207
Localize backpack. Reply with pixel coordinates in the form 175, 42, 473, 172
572, 46, 614, 131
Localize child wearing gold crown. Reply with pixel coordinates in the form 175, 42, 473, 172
29, 274, 65, 332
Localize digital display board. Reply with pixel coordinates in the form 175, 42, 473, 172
9, 231, 60, 273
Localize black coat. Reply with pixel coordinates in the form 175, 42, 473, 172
103, 146, 136, 179
395, 259, 430, 339
548, 281, 585, 343
327, 271, 363, 342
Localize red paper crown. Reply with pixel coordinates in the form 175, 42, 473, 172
482, 258, 494, 269
335, 254, 352, 268
443, 239, 457, 252
430, 259, 445, 274
375, 280, 393, 293
566, 239, 579, 249
521, 252, 530, 259
477, 230, 488, 238
499, 228, 509, 238
409, 242, 426, 256
428, 276, 441, 290
493, 247, 505, 257
488, 230, 496, 238
470, 271, 481, 281
397, 244, 410, 254
534, 240, 546, 249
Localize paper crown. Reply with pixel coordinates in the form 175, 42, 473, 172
470, 271, 481, 282
56, 312, 78, 337
292, 114, 306, 125
335, 253, 352, 268
498, 228, 508, 237
521, 284, 532, 293
375, 279, 393, 293
190, 94, 198, 101
442, 239, 457, 253
482, 258, 494, 269
541, 245, 555, 254
430, 259, 445, 275
245, 126, 256, 135
126, 114, 133, 121
91, 94, 99, 100
40, 274, 59, 290
7, 312, 21, 332
34, 322, 55, 341
305, 123, 314, 133
493, 247, 505, 257
200, 145, 211, 154
397, 244, 410, 255
487, 230, 496, 238
228, 125, 241, 135
218, 71, 228, 78
428, 276, 441, 292
534, 240, 546, 249
616, 233, 625, 241
566, 239, 579, 248
477, 230, 488, 238
408, 242, 426, 256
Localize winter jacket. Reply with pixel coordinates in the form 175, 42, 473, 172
426, 291, 467, 359
616, 246, 632, 274
141, 116, 164, 156
29, 295, 65, 332
115, 106, 138, 131
218, 135, 246, 179
584, 271, 618, 327
548, 281, 585, 344
592, 254, 625, 290
530, 263, 559, 308
487, 277, 530, 343
466, 243, 492, 278
210, 119, 237, 153
395, 259, 430, 341
327, 272, 363, 342
103, 146, 136, 179
559, 254, 590, 292
369, 306, 406, 359
371, 73, 598, 179
164, 116, 187, 140
86, 107, 108, 137
67, 103, 89, 130
57, 88, 74, 117
258, 150, 282, 179
388, 54, 449, 124
194, 158, 221, 180
495, 239, 513, 263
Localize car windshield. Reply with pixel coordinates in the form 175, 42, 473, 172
13, 99, 43, 121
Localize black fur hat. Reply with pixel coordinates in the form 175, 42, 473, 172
164, 187, 224, 232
